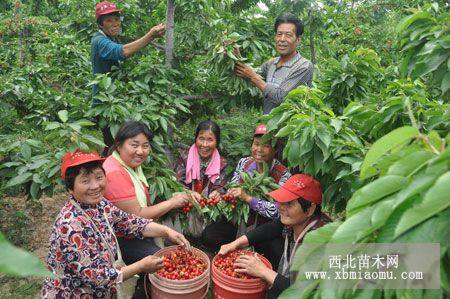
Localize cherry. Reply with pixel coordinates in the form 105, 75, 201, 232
214, 250, 260, 279
156, 246, 207, 280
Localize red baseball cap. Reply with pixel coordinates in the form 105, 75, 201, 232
61, 149, 105, 179
268, 174, 322, 204
254, 124, 268, 136
95, 1, 121, 20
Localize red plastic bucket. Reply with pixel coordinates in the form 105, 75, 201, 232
211, 252, 272, 299
147, 246, 210, 299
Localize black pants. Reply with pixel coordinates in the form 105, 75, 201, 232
118, 237, 160, 299
201, 218, 237, 252
201, 218, 283, 270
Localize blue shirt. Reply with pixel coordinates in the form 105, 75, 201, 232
90, 31, 126, 98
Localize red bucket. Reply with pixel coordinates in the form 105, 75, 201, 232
211, 251, 272, 299
147, 246, 210, 299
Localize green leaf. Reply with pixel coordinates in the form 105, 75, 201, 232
396, 11, 431, 35
395, 171, 450, 237
28, 159, 50, 170
316, 130, 332, 148
303, 222, 341, 244
6, 172, 33, 188
0, 233, 51, 277
441, 72, 450, 94
47, 165, 60, 179
83, 134, 105, 147
21, 143, 31, 160
347, 175, 407, 216
394, 173, 438, 207
160, 117, 168, 132
30, 181, 40, 199
330, 118, 343, 133
287, 139, 301, 167
360, 126, 420, 179
275, 125, 295, 138
75, 119, 95, 127
57, 110, 69, 123
100, 76, 112, 90
45, 122, 61, 131
395, 208, 450, 244
411, 52, 448, 78
387, 150, 435, 177
331, 207, 373, 243
377, 195, 419, 242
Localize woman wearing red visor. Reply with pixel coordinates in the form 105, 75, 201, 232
219, 174, 331, 298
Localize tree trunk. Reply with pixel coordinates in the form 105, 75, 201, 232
15, 4, 26, 66
164, 0, 176, 168
165, 0, 175, 68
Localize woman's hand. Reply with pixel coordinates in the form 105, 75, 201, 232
169, 192, 189, 209
218, 241, 238, 256
209, 190, 221, 200
189, 191, 203, 202
137, 255, 164, 273
228, 187, 252, 203
166, 227, 191, 250
234, 254, 272, 280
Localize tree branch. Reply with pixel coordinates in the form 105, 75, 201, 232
150, 41, 165, 51
181, 93, 222, 100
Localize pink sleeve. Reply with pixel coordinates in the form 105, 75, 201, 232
104, 169, 137, 203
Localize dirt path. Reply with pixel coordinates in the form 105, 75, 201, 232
0, 193, 67, 298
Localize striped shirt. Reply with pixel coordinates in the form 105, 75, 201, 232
260, 52, 313, 114
230, 157, 291, 219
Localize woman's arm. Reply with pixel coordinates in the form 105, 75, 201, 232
218, 235, 250, 255
142, 222, 191, 248
228, 188, 279, 219
266, 275, 291, 299
113, 193, 188, 219
120, 255, 164, 280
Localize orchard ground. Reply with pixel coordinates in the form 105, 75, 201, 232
0, 194, 66, 298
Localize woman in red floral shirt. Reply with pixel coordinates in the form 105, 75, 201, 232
41, 149, 190, 298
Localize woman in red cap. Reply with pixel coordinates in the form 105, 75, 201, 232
219, 174, 331, 299
228, 124, 291, 220
202, 124, 291, 266
41, 149, 190, 298
91, 1, 166, 151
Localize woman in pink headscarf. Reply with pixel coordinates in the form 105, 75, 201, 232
175, 120, 228, 199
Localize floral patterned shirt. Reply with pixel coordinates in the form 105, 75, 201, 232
41, 198, 150, 298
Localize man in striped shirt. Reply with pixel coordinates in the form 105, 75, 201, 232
235, 13, 314, 114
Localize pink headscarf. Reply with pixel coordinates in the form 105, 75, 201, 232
185, 144, 221, 184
